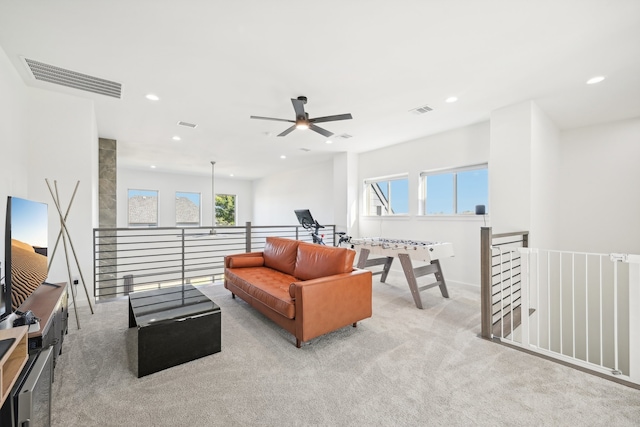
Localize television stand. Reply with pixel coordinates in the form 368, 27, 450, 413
16, 283, 68, 364
0, 326, 28, 407
0, 338, 15, 360
42, 282, 61, 288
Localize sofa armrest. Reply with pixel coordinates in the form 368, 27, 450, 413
224, 252, 264, 268
290, 269, 373, 343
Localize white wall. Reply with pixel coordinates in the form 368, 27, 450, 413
530, 103, 560, 249
332, 153, 348, 232
252, 159, 334, 227
117, 168, 253, 228
489, 101, 533, 233
555, 117, 640, 254
25, 88, 97, 303
358, 121, 490, 286
0, 45, 28, 275
0, 45, 97, 305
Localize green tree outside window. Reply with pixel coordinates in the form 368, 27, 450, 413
215, 194, 236, 226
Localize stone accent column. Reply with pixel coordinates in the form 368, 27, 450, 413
98, 138, 117, 299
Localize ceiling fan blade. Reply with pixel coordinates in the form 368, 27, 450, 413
309, 124, 334, 137
277, 125, 297, 137
250, 115, 294, 123
291, 98, 306, 118
309, 113, 353, 123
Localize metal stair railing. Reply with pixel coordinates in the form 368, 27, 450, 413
93, 222, 336, 301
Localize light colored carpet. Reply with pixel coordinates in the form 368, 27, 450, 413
52, 273, 639, 426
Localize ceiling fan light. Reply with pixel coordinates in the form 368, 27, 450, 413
296, 119, 309, 130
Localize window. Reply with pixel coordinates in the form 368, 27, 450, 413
175, 192, 201, 226
365, 176, 409, 215
421, 165, 488, 215
215, 194, 236, 226
128, 189, 158, 226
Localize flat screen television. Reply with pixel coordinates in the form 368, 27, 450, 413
1, 196, 49, 323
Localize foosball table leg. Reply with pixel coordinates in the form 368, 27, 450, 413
432, 259, 450, 298
356, 248, 370, 269
379, 256, 394, 283
398, 254, 450, 309
356, 248, 394, 282
398, 253, 424, 309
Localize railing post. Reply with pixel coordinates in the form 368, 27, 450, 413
480, 226, 493, 339
520, 247, 531, 347
245, 221, 252, 253
181, 228, 186, 287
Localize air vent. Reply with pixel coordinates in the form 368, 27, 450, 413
177, 121, 198, 128
335, 133, 353, 140
23, 58, 122, 98
409, 105, 434, 115
300, 148, 311, 152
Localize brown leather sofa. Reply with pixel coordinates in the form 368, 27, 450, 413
224, 236, 372, 347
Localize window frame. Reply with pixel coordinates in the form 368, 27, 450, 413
215, 193, 237, 226
175, 191, 201, 227
127, 189, 159, 227
420, 164, 488, 216
363, 174, 410, 216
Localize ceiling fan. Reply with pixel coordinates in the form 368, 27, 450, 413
250, 96, 352, 137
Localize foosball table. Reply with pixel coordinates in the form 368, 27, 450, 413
349, 237, 455, 309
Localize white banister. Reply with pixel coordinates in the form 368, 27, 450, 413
488, 245, 638, 386
613, 259, 620, 374
627, 254, 640, 383
571, 253, 575, 359
585, 256, 589, 363
599, 255, 603, 368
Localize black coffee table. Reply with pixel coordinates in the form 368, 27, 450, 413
128, 284, 221, 377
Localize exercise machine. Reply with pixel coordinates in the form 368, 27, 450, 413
294, 209, 351, 246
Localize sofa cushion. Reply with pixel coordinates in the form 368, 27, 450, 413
263, 237, 299, 276
294, 241, 356, 281
228, 256, 264, 268
225, 267, 296, 319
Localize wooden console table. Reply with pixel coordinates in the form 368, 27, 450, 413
17, 282, 69, 365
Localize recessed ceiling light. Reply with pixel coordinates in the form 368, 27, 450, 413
172, 136, 181, 141
280, 155, 286, 159
146, 94, 160, 101
325, 140, 333, 144
150, 165, 156, 169
230, 174, 234, 177
445, 96, 458, 103
587, 76, 605, 85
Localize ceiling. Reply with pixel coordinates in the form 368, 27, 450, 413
1, 1, 639, 180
